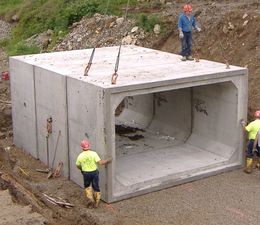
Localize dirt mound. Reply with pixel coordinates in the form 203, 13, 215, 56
0, 189, 46, 225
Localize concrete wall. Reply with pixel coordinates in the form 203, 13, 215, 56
188, 82, 238, 161
34, 67, 69, 176
67, 78, 100, 187
10, 58, 38, 158
115, 95, 154, 129
149, 89, 192, 140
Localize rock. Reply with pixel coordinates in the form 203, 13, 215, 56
46, 29, 54, 36
11, 14, 19, 22
94, 13, 102, 23
139, 30, 146, 39
77, 37, 83, 43
242, 13, 248, 19
153, 24, 161, 34
131, 26, 139, 33
0, 20, 12, 40
160, 0, 166, 3
8, 131, 13, 137
222, 25, 228, 34
228, 22, 235, 30
122, 35, 133, 45
0, 131, 6, 139
109, 21, 115, 28
116, 17, 124, 26
242, 20, 248, 27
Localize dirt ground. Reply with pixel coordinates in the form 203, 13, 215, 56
0, 0, 260, 224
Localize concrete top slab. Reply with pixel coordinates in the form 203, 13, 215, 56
11, 45, 247, 91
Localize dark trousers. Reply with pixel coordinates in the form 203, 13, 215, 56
181, 31, 192, 57
246, 139, 260, 158
82, 170, 100, 192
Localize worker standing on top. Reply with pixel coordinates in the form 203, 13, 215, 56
241, 111, 260, 173
178, 4, 201, 61
76, 139, 112, 208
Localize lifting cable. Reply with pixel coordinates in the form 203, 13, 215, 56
84, 0, 111, 76
111, 0, 131, 85
220, 42, 230, 69
192, 37, 200, 62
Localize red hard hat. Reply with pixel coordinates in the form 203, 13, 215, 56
183, 4, 192, 12
255, 111, 260, 118
81, 139, 90, 149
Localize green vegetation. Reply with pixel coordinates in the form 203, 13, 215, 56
137, 13, 158, 33
0, 0, 165, 55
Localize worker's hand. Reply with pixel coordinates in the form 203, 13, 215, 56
240, 119, 246, 126
196, 27, 201, 32
179, 32, 184, 39
106, 156, 113, 164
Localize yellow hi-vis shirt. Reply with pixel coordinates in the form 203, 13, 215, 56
245, 119, 260, 140
76, 150, 101, 172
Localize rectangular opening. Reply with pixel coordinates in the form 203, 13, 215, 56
113, 82, 238, 197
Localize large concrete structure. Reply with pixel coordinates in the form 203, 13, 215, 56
10, 45, 248, 203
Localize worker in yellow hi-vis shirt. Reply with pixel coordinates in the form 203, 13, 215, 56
76, 139, 112, 208
241, 110, 260, 174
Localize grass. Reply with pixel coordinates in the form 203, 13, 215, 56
0, 0, 167, 56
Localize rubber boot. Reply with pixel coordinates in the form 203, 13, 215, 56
94, 192, 101, 208
187, 55, 194, 61
244, 158, 253, 174
256, 157, 260, 169
181, 56, 186, 61
85, 187, 94, 207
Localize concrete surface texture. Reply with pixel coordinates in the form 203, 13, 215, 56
10, 45, 248, 203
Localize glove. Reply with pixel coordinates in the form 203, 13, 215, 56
196, 27, 201, 32
240, 119, 246, 126
179, 32, 184, 39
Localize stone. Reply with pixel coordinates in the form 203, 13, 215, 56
228, 22, 235, 30
131, 26, 139, 33
116, 17, 124, 26
46, 29, 54, 36
0, 131, 6, 139
242, 13, 248, 19
222, 25, 228, 34
122, 35, 133, 45
153, 24, 161, 34
242, 20, 248, 27
11, 14, 19, 22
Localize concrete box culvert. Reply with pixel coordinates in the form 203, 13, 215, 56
10, 45, 248, 203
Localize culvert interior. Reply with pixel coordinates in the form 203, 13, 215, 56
114, 82, 238, 197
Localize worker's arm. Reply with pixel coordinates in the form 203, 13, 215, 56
240, 119, 247, 133
75, 156, 82, 170
76, 164, 82, 170
98, 157, 112, 166
178, 15, 184, 38
254, 133, 259, 149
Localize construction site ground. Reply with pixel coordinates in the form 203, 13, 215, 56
0, 0, 260, 224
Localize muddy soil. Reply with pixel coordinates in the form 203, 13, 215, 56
0, 0, 260, 224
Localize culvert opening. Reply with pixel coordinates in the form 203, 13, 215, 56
113, 82, 238, 197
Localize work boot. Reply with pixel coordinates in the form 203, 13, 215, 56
244, 158, 253, 174
187, 55, 194, 61
85, 187, 94, 207
94, 192, 101, 208
181, 56, 186, 61
256, 157, 260, 169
